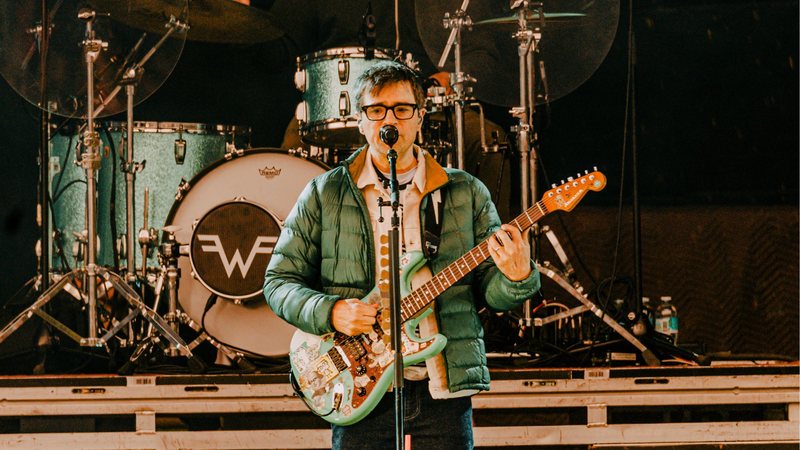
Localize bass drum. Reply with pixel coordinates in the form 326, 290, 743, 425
165, 149, 328, 357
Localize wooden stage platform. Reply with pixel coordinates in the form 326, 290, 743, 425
0, 362, 796, 449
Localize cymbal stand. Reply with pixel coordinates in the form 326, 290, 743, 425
137, 229, 254, 371
534, 261, 660, 366
114, 19, 185, 344
527, 227, 659, 365
92, 15, 188, 118
110, 16, 187, 280
79, 7, 105, 345
438, 0, 473, 169
508, 0, 543, 329
0, 10, 200, 369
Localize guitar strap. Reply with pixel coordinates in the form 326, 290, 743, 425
423, 189, 444, 260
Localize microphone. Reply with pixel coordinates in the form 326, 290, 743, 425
379, 124, 399, 147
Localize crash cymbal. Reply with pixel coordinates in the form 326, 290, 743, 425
90, 0, 283, 44
0, 1, 186, 118
415, 0, 619, 107
473, 12, 587, 29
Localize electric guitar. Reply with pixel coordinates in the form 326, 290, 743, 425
288, 170, 606, 425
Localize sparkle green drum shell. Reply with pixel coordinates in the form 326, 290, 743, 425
48, 122, 250, 271
296, 47, 396, 148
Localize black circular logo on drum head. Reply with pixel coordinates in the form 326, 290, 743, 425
190, 201, 281, 299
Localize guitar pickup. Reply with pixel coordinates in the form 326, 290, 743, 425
328, 346, 350, 372
340, 337, 368, 361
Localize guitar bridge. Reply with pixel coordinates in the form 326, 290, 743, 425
328, 346, 349, 372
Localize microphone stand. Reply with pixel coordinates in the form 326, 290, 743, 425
386, 148, 404, 450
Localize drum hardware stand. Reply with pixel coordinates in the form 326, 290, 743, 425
0, 10, 201, 371
136, 227, 255, 372
525, 225, 660, 365
504, 0, 545, 330
35, 0, 53, 292
91, 15, 188, 118
533, 261, 660, 366
438, 0, 473, 169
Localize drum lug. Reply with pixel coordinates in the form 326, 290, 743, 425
117, 233, 127, 260
224, 143, 245, 160
294, 65, 306, 92
175, 177, 191, 202
295, 102, 307, 124
337, 58, 349, 85
339, 91, 351, 116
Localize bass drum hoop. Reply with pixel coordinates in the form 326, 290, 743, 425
163, 148, 329, 357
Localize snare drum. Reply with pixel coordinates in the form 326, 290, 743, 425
166, 149, 329, 357
295, 47, 396, 148
48, 122, 250, 271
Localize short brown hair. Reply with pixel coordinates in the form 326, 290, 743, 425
354, 61, 425, 109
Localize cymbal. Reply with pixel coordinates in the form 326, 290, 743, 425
90, 0, 283, 44
415, 0, 619, 107
0, 1, 186, 118
473, 12, 587, 29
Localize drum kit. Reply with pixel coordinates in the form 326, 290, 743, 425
0, 0, 620, 372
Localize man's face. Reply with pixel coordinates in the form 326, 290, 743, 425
358, 81, 425, 167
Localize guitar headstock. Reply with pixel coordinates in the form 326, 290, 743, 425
541, 170, 606, 212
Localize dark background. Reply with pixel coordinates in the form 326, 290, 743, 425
0, 1, 797, 358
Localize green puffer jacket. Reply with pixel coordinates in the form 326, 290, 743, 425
263, 148, 540, 392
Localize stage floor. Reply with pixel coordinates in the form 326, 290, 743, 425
0, 362, 796, 449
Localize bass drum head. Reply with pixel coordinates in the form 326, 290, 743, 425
166, 149, 329, 357
189, 200, 281, 300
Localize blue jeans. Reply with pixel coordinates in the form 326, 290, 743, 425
331, 379, 474, 449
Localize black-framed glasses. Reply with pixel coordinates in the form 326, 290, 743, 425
360, 103, 418, 121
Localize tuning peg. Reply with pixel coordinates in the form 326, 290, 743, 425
593, 166, 598, 171
567, 176, 574, 182
584, 169, 589, 175
551, 183, 557, 189
560, 179, 565, 185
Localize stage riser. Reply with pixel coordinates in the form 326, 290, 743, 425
0, 367, 795, 448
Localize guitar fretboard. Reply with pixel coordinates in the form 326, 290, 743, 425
400, 200, 549, 321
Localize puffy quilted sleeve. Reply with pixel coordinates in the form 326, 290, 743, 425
263, 177, 340, 336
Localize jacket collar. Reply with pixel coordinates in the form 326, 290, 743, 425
346, 145, 449, 197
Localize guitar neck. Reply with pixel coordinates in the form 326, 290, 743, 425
400, 201, 549, 321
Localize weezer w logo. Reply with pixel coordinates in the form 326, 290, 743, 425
197, 234, 278, 278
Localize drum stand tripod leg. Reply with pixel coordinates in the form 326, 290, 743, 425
177, 312, 257, 372
131, 230, 256, 373
143, 265, 256, 372
536, 262, 660, 366
0, 267, 203, 373
97, 268, 205, 372
0, 271, 84, 347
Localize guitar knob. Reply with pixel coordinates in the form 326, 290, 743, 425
356, 365, 366, 376
356, 387, 367, 397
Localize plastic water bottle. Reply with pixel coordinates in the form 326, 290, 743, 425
654, 296, 679, 344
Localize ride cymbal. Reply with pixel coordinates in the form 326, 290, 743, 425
91, 0, 284, 44
415, 0, 619, 107
0, 1, 187, 118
